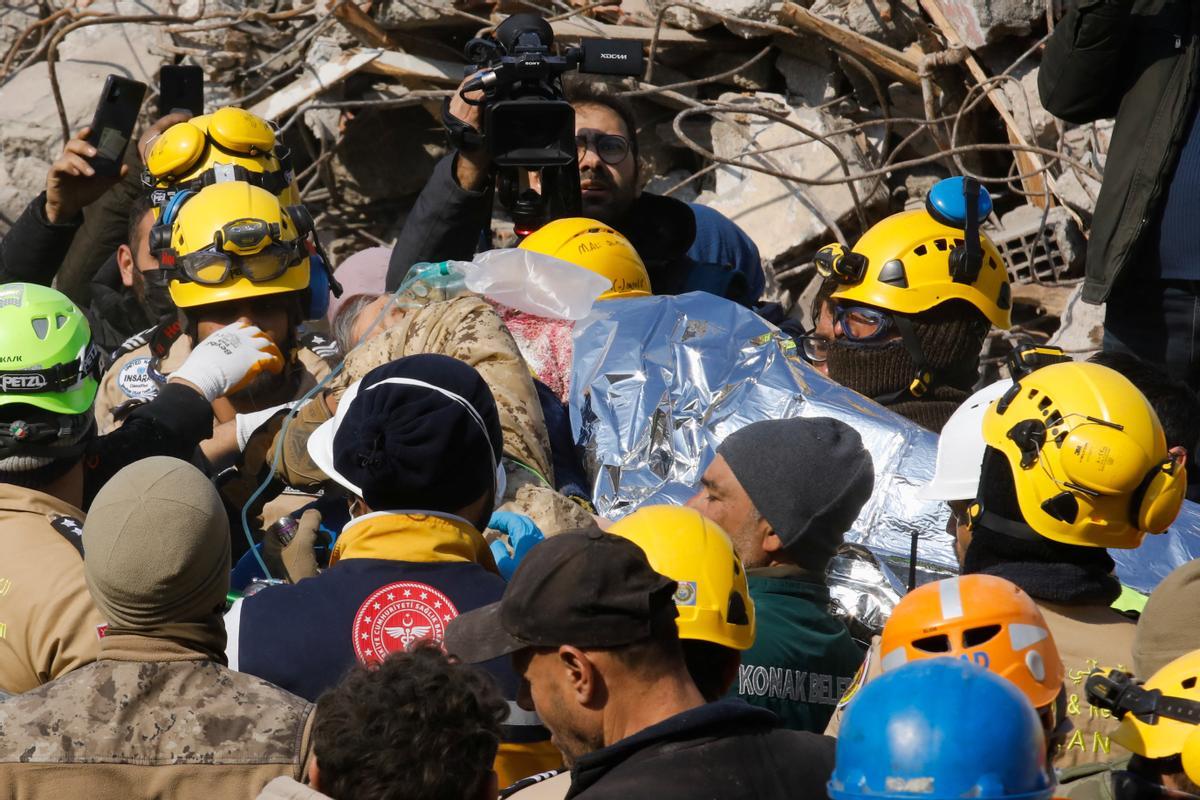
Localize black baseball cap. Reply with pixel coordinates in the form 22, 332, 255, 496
445, 526, 678, 664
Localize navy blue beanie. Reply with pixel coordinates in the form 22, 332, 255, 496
333, 354, 503, 513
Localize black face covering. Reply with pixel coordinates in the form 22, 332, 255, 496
139, 271, 178, 324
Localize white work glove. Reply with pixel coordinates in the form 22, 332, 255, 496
170, 321, 285, 402
235, 400, 303, 452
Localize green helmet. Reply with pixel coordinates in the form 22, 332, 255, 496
0, 283, 100, 416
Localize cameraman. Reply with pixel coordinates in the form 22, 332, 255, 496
385, 80, 764, 307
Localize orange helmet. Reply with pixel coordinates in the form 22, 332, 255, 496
879, 574, 1063, 709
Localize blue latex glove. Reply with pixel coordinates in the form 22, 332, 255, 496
488, 511, 545, 580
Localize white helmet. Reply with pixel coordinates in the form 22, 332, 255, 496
919, 379, 1010, 502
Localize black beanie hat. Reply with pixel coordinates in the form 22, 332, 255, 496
717, 417, 875, 568
333, 354, 503, 513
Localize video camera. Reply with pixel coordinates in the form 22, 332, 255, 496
451, 13, 644, 230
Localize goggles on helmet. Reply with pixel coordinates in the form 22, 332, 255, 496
1087, 670, 1200, 727
0, 344, 102, 396
834, 303, 894, 343
168, 217, 306, 286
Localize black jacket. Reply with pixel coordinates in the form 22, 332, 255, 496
566, 700, 836, 800
0, 192, 82, 287
385, 153, 752, 304
82, 381, 213, 509
1039, 0, 1200, 302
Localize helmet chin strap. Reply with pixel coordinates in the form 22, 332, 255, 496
871, 315, 937, 405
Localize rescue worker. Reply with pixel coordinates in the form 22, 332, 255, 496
686, 416, 871, 732
95, 179, 334, 436
0, 457, 313, 797
827, 575, 1070, 759
503, 505, 757, 799
830, 659, 1056, 800
226, 354, 559, 788
445, 527, 837, 800
965, 360, 1187, 765
1058, 560, 1200, 800
0, 283, 278, 694
816, 177, 1013, 431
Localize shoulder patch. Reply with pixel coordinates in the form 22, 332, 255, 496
837, 650, 871, 710
111, 325, 157, 360
117, 356, 160, 400
300, 330, 341, 363
48, 514, 85, 558
352, 581, 459, 665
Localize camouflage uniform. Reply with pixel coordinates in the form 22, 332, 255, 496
0, 484, 104, 695
95, 325, 332, 435
259, 296, 592, 534
0, 635, 314, 799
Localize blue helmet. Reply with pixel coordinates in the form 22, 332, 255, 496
830, 658, 1055, 800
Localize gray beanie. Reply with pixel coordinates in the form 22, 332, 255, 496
718, 417, 874, 568
84, 456, 230, 630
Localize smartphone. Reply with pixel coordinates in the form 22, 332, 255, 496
85, 75, 147, 178
159, 64, 204, 117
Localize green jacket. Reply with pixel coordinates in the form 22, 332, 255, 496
1039, 0, 1200, 302
731, 566, 864, 733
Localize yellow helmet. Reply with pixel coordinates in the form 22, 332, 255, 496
819, 208, 1011, 329
144, 106, 298, 210
152, 181, 312, 309
1110, 650, 1200, 782
980, 361, 1186, 549
609, 505, 755, 651
519, 217, 651, 300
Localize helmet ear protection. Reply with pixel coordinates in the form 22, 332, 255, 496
926, 176, 992, 286
1006, 414, 1186, 532
146, 107, 277, 180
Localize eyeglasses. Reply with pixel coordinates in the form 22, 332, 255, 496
576, 133, 630, 166
175, 241, 304, 286
834, 303, 894, 343
800, 333, 830, 364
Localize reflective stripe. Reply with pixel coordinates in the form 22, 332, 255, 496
224, 598, 244, 671
1009, 623, 1049, 651
938, 576, 964, 620
880, 647, 908, 672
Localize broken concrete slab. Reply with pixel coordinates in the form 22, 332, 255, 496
934, 0, 1044, 48
695, 91, 886, 267
776, 52, 842, 107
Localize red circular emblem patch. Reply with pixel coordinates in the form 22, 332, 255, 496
352, 581, 459, 665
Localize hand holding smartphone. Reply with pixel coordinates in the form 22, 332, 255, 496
84, 75, 147, 178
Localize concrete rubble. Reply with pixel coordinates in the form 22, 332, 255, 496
0, 0, 1116, 352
